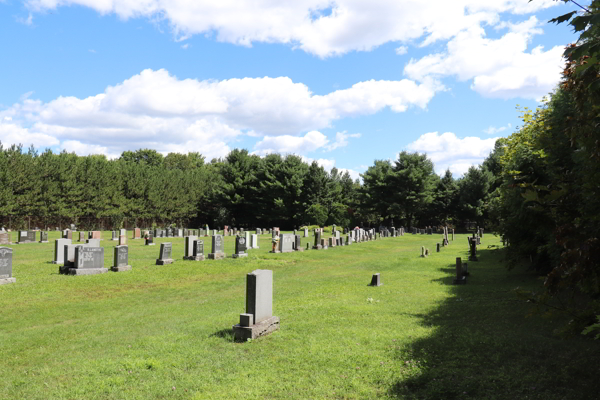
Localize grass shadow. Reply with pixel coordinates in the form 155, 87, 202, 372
210, 328, 234, 342
389, 246, 600, 400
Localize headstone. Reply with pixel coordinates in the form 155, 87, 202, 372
133, 228, 141, 239
79, 232, 85, 242
39, 231, 48, 243
421, 246, 426, 258
250, 234, 259, 249
436, 243, 440, 252
191, 239, 205, 261
119, 235, 127, 246
90, 231, 102, 240
184, 236, 198, 260
156, 242, 174, 265
232, 269, 279, 341
453, 257, 467, 284
294, 235, 303, 252
279, 234, 294, 253
208, 235, 225, 260
0, 247, 15, 284
328, 237, 335, 248
111, 245, 131, 272
52, 239, 72, 264
313, 231, 322, 250
62, 230, 72, 240
368, 273, 382, 287
145, 233, 155, 246
232, 236, 248, 258
0, 232, 10, 245
468, 237, 478, 261
304, 228, 308, 237
120, 229, 126, 237
321, 238, 328, 249
17, 231, 36, 244
65, 246, 107, 275
86, 239, 101, 247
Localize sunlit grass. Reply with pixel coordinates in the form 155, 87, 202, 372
0, 231, 597, 399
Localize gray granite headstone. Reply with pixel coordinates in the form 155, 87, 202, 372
111, 245, 131, 272
39, 231, 48, 243
279, 234, 294, 253
184, 236, 198, 259
233, 269, 279, 341
250, 234, 259, 249
18, 231, 36, 244
86, 239, 101, 247
53, 239, 72, 264
0, 247, 15, 284
208, 235, 225, 259
369, 273, 382, 287
0, 232, 10, 245
156, 242, 174, 265
313, 231, 322, 249
112, 231, 118, 241
66, 246, 107, 275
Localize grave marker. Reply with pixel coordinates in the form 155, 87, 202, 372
17, 231, 36, 244
156, 242, 174, 265
66, 246, 107, 275
184, 236, 198, 260
0, 247, 16, 285
39, 231, 48, 243
133, 228, 141, 239
232, 236, 248, 258
53, 239, 72, 264
279, 234, 294, 253
232, 269, 280, 341
368, 273, 382, 287
145, 232, 155, 246
0, 232, 11, 245
208, 235, 225, 260
111, 245, 131, 272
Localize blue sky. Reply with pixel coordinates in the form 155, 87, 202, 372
0, 0, 580, 179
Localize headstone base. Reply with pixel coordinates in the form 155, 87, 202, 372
208, 253, 225, 260
232, 253, 248, 258
269, 250, 281, 253
453, 276, 467, 284
156, 259, 174, 265
68, 268, 108, 276
294, 248, 304, 252
0, 277, 16, 285
233, 316, 280, 342
110, 265, 132, 272
312, 245, 322, 250
39, 240, 48, 243
183, 255, 206, 261
146, 243, 156, 246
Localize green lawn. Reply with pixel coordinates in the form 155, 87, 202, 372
0, 231, 598, 399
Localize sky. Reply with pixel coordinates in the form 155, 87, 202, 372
0, 0, 581, 180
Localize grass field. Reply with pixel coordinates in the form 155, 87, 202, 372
0, 231, 598, 399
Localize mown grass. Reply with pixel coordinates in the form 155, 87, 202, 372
0, 231, 598, 399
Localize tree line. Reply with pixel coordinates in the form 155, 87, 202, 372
0, 144, 491, 232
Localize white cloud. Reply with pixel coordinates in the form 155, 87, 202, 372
483, 123, 511, 135
2, 69, 429, 159
406, 131, 498, 176
16, 13, 33, 26
253, 131, 329, 156
180, 43, 189, 49
0, 119, 59, 149
24, 0, 558, 57
325, 131, 360, 151
395, 45, 408, 55
404, 16, 565, 99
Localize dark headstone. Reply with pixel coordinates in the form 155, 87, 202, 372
17, 231, 36, 244
64, 246, 107, 275
233, 236, 248, 258
111, 245, 131, 272
156, 242, 174, 265
369, 273, 382, 287
145, 233, 155, 246
192, 239, 205, 261
208, 235, 225, 260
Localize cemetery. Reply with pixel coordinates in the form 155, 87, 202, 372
0, 226, 597, 399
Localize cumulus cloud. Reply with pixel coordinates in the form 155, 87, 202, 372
253, 131, 329, 156
1, 69, 432, 159
23, 0, 558, 57
406, 131, 498, 176
395, 45, 408, 55
404, 16, 565, 99
325, 131, 360, 151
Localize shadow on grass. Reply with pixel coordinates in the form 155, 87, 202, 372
210, 328, 234, 342
389, 246, 600, 400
